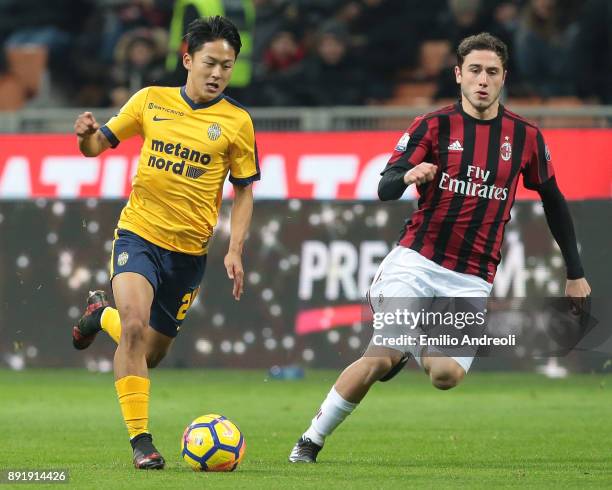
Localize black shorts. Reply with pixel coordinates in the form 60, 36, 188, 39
110, 229, 206, 338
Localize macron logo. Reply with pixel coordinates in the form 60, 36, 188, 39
448, 140, 463, 151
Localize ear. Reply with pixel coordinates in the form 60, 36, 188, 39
502, 69, 507, 85
183, 52, 192, 71
454, 65, 461, 84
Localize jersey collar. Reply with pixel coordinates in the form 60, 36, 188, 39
180, 86, 224, 110
456, 101, 504, 125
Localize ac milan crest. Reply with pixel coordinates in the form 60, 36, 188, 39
500, 136, 512, 161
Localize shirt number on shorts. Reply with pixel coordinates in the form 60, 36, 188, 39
176, 287, 200, 320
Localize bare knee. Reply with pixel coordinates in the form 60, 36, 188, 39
120, 318, 148, 351
429, 362, 465, 390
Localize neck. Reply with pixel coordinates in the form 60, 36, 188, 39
461, 97, 500, 120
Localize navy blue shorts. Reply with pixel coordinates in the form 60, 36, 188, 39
110, 229, 206, 338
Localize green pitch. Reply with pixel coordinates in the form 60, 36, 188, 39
0, 369, 610, 489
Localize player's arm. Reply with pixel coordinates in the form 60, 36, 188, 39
74, 112, 112, 157
378, 163, 438, 201
379, 116, 435, 200
76, 88, 147, 156
536, 177, 591, 297
224, 184, 254, 301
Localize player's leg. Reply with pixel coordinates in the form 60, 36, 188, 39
112, 271, 165, 469
421, 354, 467, 390
143, 327, 174, 368
307, 347, 404, 440
108, 230, 167, 469
415, 265, 490, 391
289, 347, 405, 463
101, 306, 121, 344
73, 296, 174, 369
112, 272, 153, 378
72, 229, 167, 469
334, 346, 405, 402
113, 249, 203, 466
72, 290, 111, 349
290, 247, 422, 463
113, 245, 204, 470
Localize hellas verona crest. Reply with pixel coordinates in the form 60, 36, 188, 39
117, 252, 129, 266
500, 136, 512, 161
207, 123, 222, 141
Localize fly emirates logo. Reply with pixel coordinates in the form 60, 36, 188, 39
439, 164, 508, 201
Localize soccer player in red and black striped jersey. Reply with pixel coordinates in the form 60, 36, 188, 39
289, 32, 591, 463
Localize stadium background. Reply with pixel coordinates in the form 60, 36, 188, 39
0, 0, 611, 373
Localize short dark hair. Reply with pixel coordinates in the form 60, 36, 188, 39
457, 32, 508, 70
184, 16, 242, 58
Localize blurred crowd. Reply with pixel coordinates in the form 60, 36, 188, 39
0, 0, 611, 110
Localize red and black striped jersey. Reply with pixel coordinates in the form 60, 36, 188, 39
383, 102, 554, 283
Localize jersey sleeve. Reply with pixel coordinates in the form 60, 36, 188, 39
100, 88, 149, 148
381, 116, 432, 175
522, 128, 555, 189
228, 115, 260, 186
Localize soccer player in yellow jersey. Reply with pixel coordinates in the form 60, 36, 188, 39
71, 16, 259, 469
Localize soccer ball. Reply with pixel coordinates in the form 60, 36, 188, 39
181, 414, 246, 472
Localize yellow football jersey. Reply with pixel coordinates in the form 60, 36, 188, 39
100, 86, 259, 255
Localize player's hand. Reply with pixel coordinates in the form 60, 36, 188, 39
74, 111, 100, 138
566, 277, 591, 297
224, 251, 244, 301
404, 162, 438, 186
565, 277, 591, 313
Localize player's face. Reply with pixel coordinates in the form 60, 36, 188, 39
455, 50, 506, 116
183, 39, 236, 102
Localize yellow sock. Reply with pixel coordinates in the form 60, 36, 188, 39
101, 307, 121, 344
115, 376, 150, 439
